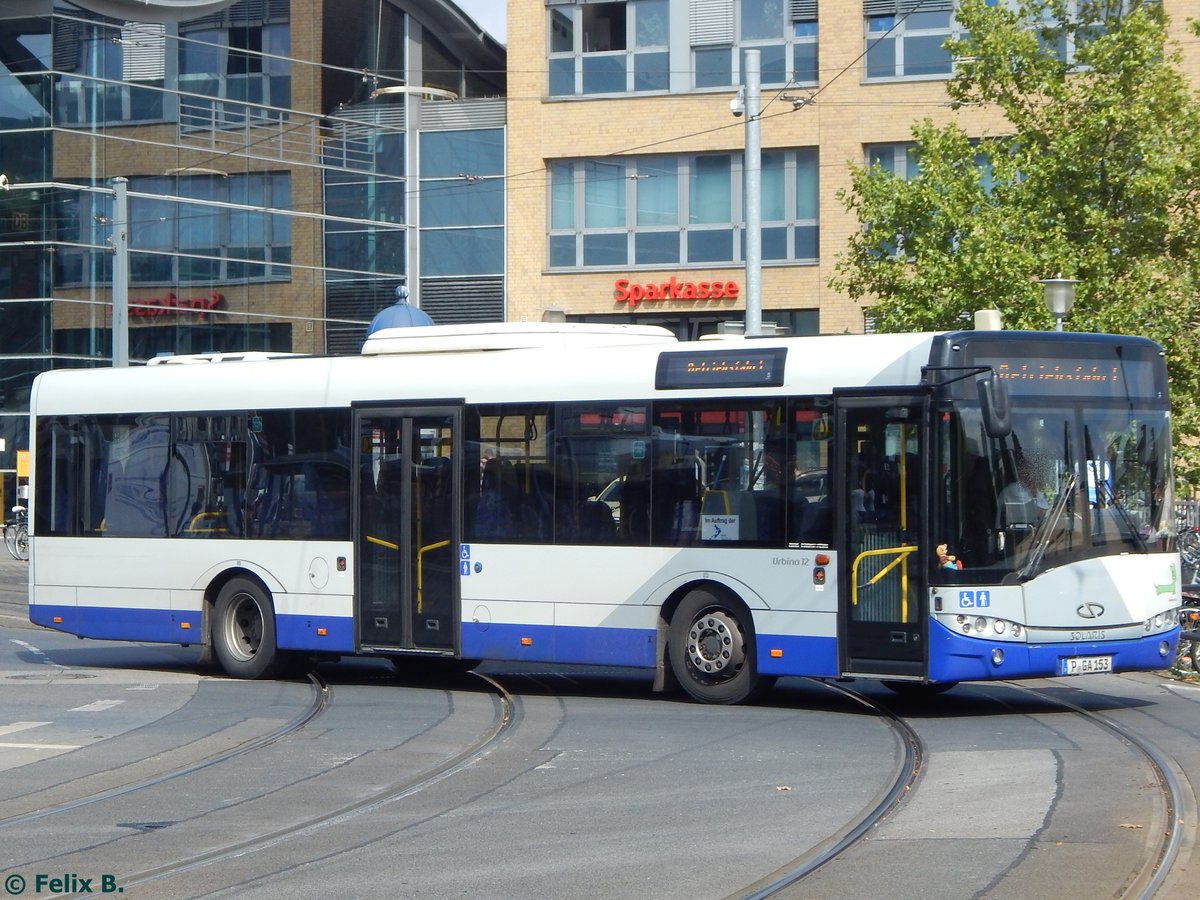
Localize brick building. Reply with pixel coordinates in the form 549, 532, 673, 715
504, 0, 1200, 338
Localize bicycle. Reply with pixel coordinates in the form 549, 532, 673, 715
1176, 579, 1200, 674
4, 505, 28, 561
1180, 525, 1200, 583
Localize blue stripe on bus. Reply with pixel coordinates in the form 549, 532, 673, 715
927, 618, 1174, 681
755, 634, 838, 677
30, 604, 202, 644
276, 614, 355, 652
462, 622, 658, 668
30, 605, 356, 653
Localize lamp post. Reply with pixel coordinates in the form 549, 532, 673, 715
1039, 276, 1078, 332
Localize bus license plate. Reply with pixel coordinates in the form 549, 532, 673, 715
1060, 655, 1112, 676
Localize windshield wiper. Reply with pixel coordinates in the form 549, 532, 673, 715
1098, 478, 1150, 553
1083, 425, 1149, 554
1018, 470, 1078, 581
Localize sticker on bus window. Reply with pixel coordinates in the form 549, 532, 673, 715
702, 515, 739, 541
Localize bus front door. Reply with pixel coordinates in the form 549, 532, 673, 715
356, 408, 460, 655
836, 395, 929, 678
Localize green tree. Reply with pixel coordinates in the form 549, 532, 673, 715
831, 0, 1200, 489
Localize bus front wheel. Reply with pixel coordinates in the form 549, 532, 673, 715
668, 589, 773, 704
212, 578, 286, 679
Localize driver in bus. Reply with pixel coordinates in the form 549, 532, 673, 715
999, 458, 1049, 529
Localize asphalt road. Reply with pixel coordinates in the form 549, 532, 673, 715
5, 554, 1200, 897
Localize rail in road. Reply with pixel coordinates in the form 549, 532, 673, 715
774, 676, 1193, 900
0, 605, 1196, 898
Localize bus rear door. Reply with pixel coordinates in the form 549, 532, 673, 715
355, 406, 461, 656
835, 393, 930, 679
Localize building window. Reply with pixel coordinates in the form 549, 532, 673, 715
54, 173, 292, 287
867, 143, 920, 180
179, 20, 290, 128
692, 0, 818, 89
53, 20, 166, 125
548, 149, 819, 270
419, 129, 506, 276
864, 2, 958, 80
324, 133, 407, 287
864, 143, 920, 258
548, 0, 669, 97
865, 0, 1097, 81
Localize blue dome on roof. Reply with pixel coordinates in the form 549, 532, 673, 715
366, 285, 434, 335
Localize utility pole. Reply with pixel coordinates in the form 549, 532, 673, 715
111, 177, 129, 367
743, 50, 762, 338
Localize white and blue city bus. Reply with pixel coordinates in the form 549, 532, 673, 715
27, 323, 1180, 703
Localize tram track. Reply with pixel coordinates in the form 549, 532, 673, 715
738, 676, 1186, 900
90, 670, 517, 896
734, 679, 926, 899
5, 661, 1185, 898
998, 680, 1186, 900
0, 670, 330, 828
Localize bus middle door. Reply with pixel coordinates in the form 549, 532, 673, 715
356, 407, 461, 656
835, 393, 930, 679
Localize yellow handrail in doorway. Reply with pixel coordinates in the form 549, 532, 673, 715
416, 539, 450, 614
850, 544, 919, 620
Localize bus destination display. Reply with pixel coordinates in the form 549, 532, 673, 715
656, 348, 787, 390
976, 356, 1160, 399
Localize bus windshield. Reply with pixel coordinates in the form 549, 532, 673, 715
934, 401, 1172, 583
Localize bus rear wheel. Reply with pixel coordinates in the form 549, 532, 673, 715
668, 589, 773, 704
212, 578, 286, 679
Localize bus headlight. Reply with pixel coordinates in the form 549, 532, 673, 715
947, 614, 1023, 641
991, 648, 1005, 666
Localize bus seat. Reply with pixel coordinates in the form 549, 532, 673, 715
754, 492, 784, 544
620, 475, 650, 542
516, 462, 554, 540
793, 497, 832, 544
578, 499, 616, 542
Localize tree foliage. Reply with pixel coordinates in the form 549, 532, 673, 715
831, 0, 1200, 490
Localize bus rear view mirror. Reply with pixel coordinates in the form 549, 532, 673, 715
1136, 424, 1156, 468
977, 374, 1012, 438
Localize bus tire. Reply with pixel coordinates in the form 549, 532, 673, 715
212, 578, 286, 679
668, 588, 773, 704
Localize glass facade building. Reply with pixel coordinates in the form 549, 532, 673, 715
0, 0, 507, 506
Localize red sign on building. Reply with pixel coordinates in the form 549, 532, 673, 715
613, 276, 740, 308
131, 292, 224, 321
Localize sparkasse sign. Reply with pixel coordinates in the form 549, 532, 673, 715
614, 276, 740, 308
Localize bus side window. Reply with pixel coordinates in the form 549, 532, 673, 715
789, 399, 833, 546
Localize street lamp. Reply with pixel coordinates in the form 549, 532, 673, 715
1039, 275, 1078, 332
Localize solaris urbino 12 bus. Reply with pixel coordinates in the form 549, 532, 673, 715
27, 323, 1181, 703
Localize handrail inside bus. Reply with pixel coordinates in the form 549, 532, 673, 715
850, 545, 918, 619
416, 540, 450, 614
